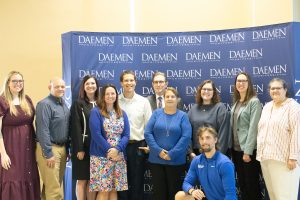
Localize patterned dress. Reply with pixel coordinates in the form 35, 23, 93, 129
90, 110, 128, 192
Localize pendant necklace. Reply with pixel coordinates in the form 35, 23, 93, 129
164, 114, 175, 137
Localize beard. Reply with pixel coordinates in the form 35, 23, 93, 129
201, 145, 213, 152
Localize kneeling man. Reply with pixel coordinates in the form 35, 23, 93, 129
175, 126, 237, 200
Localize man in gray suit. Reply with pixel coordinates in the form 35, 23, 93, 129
147, 71, 183, 111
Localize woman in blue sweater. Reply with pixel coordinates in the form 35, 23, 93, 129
145, 87, 192, 200
89, 84, 130, 200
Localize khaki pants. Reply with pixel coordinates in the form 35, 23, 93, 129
261, 159, 300, 200
36, 143, 67, 200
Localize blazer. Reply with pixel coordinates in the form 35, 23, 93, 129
147, 94, 184, 111
230, 97, 262, 155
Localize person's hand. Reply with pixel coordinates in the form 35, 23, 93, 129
107, 148, 119, 160
139, 146, 150, 154
159, 149, 171, 160
243, 154, 251, 163
191, 189, 206, 200
287, 159, 297, 170
77, 151, 85, 160
1, 153, 11, 170
46, 156, 56, 168
190, 152, 196, 160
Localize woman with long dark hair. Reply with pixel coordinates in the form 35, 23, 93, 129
230, 72, 262, 200
70, 75, 100, 200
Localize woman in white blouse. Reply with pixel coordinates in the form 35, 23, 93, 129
257, 78, 300, 200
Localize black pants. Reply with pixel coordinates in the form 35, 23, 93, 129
232, 149, 261, 200
118, 141, 147, 200
149, 163, 185, 200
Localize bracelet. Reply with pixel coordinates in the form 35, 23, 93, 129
189, 189, 195, 195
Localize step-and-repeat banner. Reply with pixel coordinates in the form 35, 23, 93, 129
62, 22, 300, 200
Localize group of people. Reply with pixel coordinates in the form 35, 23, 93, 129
0, 70, 299, 200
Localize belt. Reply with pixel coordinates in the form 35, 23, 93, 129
51, 141, 65, 146
128, 140, 143, 144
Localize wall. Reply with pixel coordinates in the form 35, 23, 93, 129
0, 0, 298, 104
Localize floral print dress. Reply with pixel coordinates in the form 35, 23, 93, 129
90, 110, 128, 192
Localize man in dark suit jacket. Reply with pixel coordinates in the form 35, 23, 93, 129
147, 71, 183, 111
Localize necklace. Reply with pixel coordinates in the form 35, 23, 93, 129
164, 113, 175, 137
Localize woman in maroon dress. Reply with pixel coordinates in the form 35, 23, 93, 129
0, 71, 40, 200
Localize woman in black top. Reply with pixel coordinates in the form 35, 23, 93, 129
70, 75, 100, 200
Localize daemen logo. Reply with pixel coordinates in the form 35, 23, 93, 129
210, 67, 245, 78
141, 53, 177, 63
252, 64, 287, 76
122, 36, 158, 46
224, 103, 232, 111
78, 36, 114, 46
79, 69, 115, 80
167, 69, 201, 80
142, 87, 155, 95
98, 53, 133, 63
229, 48, 263, 60
185, 85, 221, 96
209, 32, 245, 44
252, 27, 287, 41
229, 84, 264, 94
183, 103, 194, 111
185, 86, 198, 96
295, 79, 300, 101
253, 84, 264, 94
133, 70, 155, 80
185, 51, 221, 62
198, 164, 204, 169
166, 35, 201, 46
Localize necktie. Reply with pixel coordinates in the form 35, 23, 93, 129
158, 96, 162, 108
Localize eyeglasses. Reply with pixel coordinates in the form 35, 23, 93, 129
236, 79, 248, 83
153, 80, 165, 85
269, 87, 283, 91
11, 80, 24, 84
201, 88, 213, 92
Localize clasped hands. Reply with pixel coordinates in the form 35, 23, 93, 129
159, 149, 171, 160
107, 148, 121, 161
189, 188, 206, 200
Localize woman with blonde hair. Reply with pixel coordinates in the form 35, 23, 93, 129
0, 71, 40, 199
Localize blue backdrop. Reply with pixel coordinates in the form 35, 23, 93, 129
62, 22, 300, 200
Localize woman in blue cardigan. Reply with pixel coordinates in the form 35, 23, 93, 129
230, 72, 262, 200
145, 87, 192, 200
89, 84, 130, 200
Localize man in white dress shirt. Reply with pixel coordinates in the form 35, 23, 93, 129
118, 70, 152, 200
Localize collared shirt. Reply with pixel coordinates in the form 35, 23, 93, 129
36, 94, 70, 158
257, 98, 300, 163
119, 92, 152, 141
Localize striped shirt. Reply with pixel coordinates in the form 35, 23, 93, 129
256, 98, 300, 164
